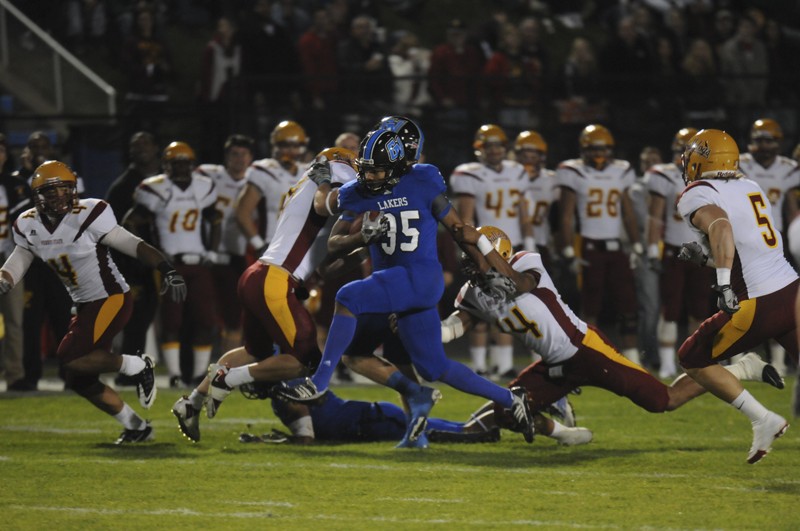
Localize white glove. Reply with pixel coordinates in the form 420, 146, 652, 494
161, 269, 187, 303
307, 161, 331, 186
480, 268, 518, 301
361, 211, 389, 244
715, 284, 740, 314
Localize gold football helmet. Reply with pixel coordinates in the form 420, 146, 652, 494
579, 124, 614, 169
682, 129, 739, 184
271, 121, 308, 163
671, 127, 698, 153
315, 146, 357, 169
163, 141, 196, 162
514, 130, 547, 154
477, 225, 513, 261
474, 124, 508, 150
750, 118, 783, 141
31, 160, 79, 219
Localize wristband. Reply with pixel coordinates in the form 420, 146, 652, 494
716, 267, 731, 286
647, 243, 660, 259
249, 235, 265, 250
477, 235, 494, 256
562, 245, 575, 259
632, 242, 644, 255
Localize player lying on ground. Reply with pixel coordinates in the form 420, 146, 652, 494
441, 226, 784, 440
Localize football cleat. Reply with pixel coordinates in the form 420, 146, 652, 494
406, 386, 442, 442
135, 354, 157, 410
171, 395, 201, 442
510, 386, 535, 443
747, 411, 789, 464
207, 363, 232, 419
552, 427, 593, 446
275, 377, 325, 403
396, 431, 429, 449
115, 422, 154, 445
546, 396, 577, 428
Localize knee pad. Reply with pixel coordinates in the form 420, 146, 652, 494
66, 371, 104, 398
658, 319, 678, 345
618, 312, 638, 336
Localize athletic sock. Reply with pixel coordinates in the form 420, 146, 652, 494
113, 403, 145, 429
439, 359, 513, 407
225, 365, 254, 387
490, 344, 514, 374
162, 343, 181, 379
386, 371, 423, 396
119, 354, 146, 376
470, 346, 487, 372
311, 314, 357, 390
426, 418, 463, 432
730, 389, 769, 422
192, 345, 212, 379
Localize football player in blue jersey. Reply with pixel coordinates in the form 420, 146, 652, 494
276, 127, 537, 447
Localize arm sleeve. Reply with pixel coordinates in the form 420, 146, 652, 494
2, 245, 35, 286
100, 225, 144, 258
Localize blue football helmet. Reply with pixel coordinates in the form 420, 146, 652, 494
356, 129, 408, 195
372, 115, 424, 163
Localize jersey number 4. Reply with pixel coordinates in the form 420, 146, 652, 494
48, 254, 78, 286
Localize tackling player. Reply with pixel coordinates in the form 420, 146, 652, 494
0, 161, 186, 443
676, 129, 796, 463
442, 226, 783, 443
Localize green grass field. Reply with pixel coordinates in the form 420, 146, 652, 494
1, 380, 798, 530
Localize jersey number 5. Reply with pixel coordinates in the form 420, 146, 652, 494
748, 193, 778, 248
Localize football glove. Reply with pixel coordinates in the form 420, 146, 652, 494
307, 161, 331, 186
480, 268, 517, 301
361, 211, 389, 244
714, 284, 740, 314
160, 269, 187, 302
677, 241, 708, 266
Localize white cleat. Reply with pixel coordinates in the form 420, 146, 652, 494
747, 411, 789, 464
552, 427, 593, 446
172, 395, 201, 442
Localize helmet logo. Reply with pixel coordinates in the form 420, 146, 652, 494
694, 141, 711, 159
385, 137, 404, 162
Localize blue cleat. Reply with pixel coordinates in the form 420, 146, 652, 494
396, 431, 429, 449
406, 386, 442, 442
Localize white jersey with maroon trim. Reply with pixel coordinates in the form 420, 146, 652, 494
246, 158, 308, 245
523, 169, 558, 247
455, 251, 587, 364
195, 163, 247, 256
677, 177, 798, 300
645, 162, 695, 246
449, 160, 528, 246
12, 199, 129, 303
557, 159, 635, 240
260, 161, 357, 282
133, 173, 217, 256
738, 153, 800, 233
